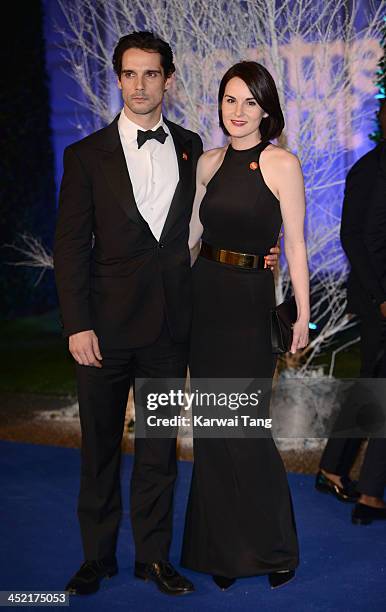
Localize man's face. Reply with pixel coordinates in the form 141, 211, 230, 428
118, 47, 172, 121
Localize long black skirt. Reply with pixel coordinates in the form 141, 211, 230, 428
180, 257, 299, 577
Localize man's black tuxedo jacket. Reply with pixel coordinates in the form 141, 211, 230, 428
341, 141, 386, 315
54, 116, 203, 348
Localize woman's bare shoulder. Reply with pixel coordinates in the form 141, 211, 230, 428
263, 143, 300, 170
197, 146, 227, 184
199, 146, 227, 165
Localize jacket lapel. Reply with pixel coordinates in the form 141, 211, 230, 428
97, 116, 148, 229
160, 119, 193, 242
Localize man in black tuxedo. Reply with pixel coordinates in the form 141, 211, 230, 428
316, 102, 386, 524
54, 31, 203, 596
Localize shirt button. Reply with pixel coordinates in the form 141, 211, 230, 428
158, 243, 164, 249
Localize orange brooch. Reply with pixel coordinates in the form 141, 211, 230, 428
182, 152, 188, 160
249, 161, 258, 170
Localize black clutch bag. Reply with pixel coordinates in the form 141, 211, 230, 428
271, 296, 298, 354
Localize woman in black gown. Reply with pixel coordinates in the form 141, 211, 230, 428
181, 62, 309, 589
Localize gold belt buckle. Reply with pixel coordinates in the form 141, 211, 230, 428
200, 242, 263, 269
240, 253, 256, 268
218, 249, 256, 268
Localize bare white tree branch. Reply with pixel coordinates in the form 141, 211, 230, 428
4, 234, 53, 286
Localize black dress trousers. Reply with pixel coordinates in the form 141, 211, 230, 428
75, 323, 188, 563
320, 313, 386, 496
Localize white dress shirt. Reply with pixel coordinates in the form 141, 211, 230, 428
118, 109, 179, 240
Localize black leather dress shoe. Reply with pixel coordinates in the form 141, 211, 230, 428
65, 559, 118, 595
315, 471, 359, 503
212, 575, 236, 590
134, 561, 194, 596
268, 569, 295, 589
352, 502, 386, 525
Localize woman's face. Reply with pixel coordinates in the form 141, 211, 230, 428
221, 76, 267, 141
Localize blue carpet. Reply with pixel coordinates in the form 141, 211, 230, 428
1, 440, 385, 611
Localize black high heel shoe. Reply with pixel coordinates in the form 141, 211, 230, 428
268, 569, 295, 589
315, 471, 359, 503
212, 575, 236, 590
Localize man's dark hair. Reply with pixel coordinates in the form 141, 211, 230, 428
218, 61, 284, 141
112, 31, 175, 78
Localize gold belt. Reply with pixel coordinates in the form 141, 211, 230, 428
200, 241, 267, 270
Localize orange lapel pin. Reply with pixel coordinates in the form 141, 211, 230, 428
249, 161, 258, 170
182, 152, 188, 161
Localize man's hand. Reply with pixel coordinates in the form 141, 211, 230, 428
69, 330, 102, 367
380, 301, 386, 319
264, 245, 281, 271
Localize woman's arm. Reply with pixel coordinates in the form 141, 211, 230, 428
188, 154, 206, 257
276, 151, 310, 354
189, 148, 226, 264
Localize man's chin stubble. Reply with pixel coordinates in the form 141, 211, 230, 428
127, 102, 155, 116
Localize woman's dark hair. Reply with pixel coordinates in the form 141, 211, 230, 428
218, 61, 284, 140
113, 31, 175, 78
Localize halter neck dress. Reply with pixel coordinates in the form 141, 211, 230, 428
181, 141, 299, 577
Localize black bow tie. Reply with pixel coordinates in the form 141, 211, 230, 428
137, 126, 168, 149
